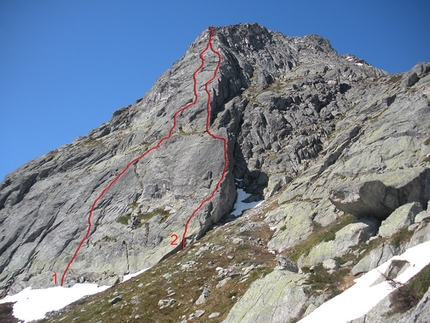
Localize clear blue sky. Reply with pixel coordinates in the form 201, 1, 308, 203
1, 0, 429, 181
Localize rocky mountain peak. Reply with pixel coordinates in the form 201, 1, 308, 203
1, 23, 430, 323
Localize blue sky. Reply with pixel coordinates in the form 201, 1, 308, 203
1, 0, 429, 181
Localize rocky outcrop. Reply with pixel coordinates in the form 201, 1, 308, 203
1, 23, 430, 323
222, 270, 309, 323
300, 219, 378, 268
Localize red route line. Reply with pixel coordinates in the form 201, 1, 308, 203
181, 26, 227, 248
60, 26, 226, 286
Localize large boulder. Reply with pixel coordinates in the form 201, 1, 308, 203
329, 169, 430, 220
329, 180, 398, 219
379, 202, 423, 238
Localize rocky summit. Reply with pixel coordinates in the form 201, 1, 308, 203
1, 23, 430, 322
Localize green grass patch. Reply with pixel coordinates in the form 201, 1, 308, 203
333, 253, 356, 266
116, 209, 170, 227
240, 230, 253, 236
424, 137, 430, 146
138, 208, 170, 222
116, 215, 129, 225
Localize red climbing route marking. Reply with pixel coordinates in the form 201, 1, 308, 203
181, 26, 227, 248
52, 273, 57, 285
60, 26, 226, 286
170, 233, 179, 246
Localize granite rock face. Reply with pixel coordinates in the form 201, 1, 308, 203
0, 23, 385, 295
1, 23, 430, 323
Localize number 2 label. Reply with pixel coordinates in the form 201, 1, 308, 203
170, 233, 179, 246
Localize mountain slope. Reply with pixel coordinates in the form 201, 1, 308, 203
1, 23, 430, 322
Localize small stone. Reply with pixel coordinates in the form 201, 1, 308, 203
158, 298, 176, 309
195, 309, 206, 318
233, 238, 244, 244
239, 274, 250, 282
216, 277, 232, 288
408, 223, 419, 231
209, 312, 221, 318
109, 296, 123, 305
322, 259, 340, 273
195, 286, 211, 304
276, 255, 298, 273
243, 265, 255, 275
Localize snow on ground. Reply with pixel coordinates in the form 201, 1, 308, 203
298, 240, 430, 323
123, 267, 151, 282
231, 187, 263, 217
0, 283, 109, 322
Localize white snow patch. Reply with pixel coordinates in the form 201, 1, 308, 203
231, 188, 263, 217
354, 62, 364, 66
123, 267, 151, 282
298, 240, 430, 323
0, 283, 109, 322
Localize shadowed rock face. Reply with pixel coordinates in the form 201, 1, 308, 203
1, 23, 429, 306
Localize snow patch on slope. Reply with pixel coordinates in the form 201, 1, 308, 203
123, 267, 151, 282
0, 283, 109, 322
231, 187, 263, 217
298, 240, 430, 323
